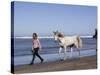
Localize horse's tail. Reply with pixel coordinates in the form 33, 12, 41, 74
77, 36, 83, 48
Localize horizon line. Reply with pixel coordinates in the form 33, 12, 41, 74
14, 35, 93, 39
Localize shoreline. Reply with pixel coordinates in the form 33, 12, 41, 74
14, 49, 96, 66
14, 55, 97, 74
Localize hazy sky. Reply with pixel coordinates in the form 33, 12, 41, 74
13, 1, 97, 36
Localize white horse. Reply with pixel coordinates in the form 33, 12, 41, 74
53, 31, 83, 60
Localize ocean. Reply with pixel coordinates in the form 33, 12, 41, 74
14, 37, 97, 57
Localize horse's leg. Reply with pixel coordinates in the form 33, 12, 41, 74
74, 42, 78, 49
78, 49, 80, 57
63, 47, 67, 60
71, 47, 73, 57
59, 47, 62, 60
74, 42, 80, 58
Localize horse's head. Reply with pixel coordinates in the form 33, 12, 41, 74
53, 31, 58, 40
53, 31, 64, 40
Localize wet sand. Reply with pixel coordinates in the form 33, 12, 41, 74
14, 55, 97, 74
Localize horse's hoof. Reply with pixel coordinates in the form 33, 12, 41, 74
60, 59, 63, 61
63, 58, 67, 60
63, 59, 66, 61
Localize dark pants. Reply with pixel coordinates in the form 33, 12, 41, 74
30, 48, 43, 64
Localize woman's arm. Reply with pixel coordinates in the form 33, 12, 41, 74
32, 39, 34, 50
37, 39, 42, 50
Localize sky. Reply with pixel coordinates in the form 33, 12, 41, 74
13, 1, 97, 37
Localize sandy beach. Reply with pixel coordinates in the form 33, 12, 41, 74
14, 55, 97, 74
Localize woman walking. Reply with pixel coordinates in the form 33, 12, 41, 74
30, 33, 43, 65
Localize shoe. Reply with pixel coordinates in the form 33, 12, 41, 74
29, 62, 33, 65
41, 59, 44, 63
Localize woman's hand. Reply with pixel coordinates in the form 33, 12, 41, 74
39, 47, 42, 50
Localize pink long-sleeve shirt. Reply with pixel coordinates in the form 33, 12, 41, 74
32, 39, 41, 49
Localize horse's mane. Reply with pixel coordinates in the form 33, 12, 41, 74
53, 31, 64, 37
58, 33, 64, 37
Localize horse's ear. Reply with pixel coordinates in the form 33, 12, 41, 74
53, 31, 55, 33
